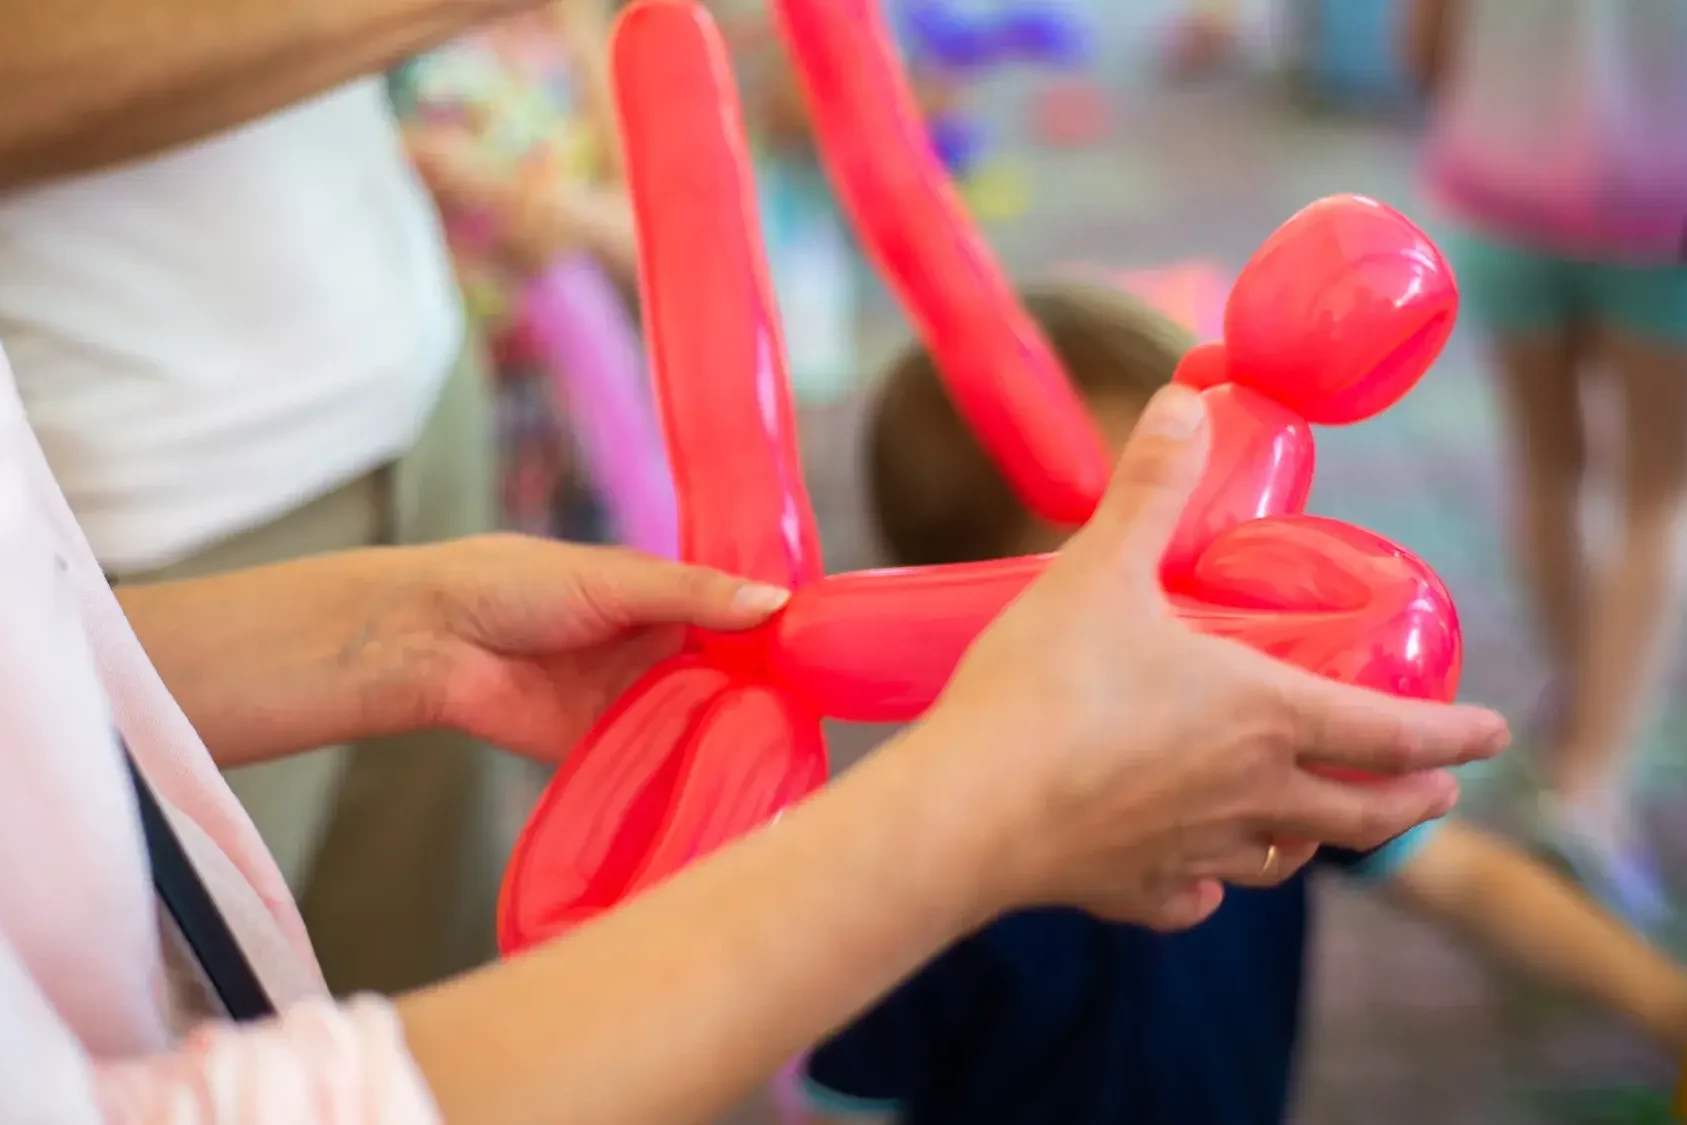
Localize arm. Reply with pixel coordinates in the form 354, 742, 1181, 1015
116, 547, 450, 769
1388, 821, 1687, 1049
1400, 0, 1455, 93
0, 0, 539, 190
87, 722, 996, 1125
401, 720, 999, 1125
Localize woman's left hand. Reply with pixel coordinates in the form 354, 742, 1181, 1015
415, 535, 791, 762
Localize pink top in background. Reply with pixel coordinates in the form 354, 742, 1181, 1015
1424, 0, 1687, 263
0, 343, 438, 1122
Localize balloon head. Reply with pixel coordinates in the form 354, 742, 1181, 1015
1223, 195, 1457, 426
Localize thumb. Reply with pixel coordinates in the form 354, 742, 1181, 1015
1083, 384, 1209, 584
591, 553, 792, 632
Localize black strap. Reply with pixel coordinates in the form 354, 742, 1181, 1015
125, 745, 277, 1022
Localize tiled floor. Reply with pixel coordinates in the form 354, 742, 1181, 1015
713, 12, 1687, 1125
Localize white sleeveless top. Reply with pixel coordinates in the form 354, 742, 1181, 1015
0, 80, 463, 572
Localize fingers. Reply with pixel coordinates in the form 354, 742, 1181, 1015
589, 549, 792, 631
1271, 662, 1511, 774
1180, 835, 1317, 889
1264, 768, 1459, 853
1137, 879, 1225, 933
1078, 385, 1210, 587
1203, 837, 1318, 888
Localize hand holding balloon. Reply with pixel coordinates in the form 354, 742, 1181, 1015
499, 1, 1463, 954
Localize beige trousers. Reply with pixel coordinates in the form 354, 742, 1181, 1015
119, 341, 526, 995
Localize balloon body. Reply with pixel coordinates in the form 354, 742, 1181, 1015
498, 0, 1466, 956
525, 256, 679, 559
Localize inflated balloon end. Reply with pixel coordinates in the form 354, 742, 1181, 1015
498, 0, 1463, 954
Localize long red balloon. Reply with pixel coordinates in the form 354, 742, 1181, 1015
498, 0, 1464, 954
617, 0, 822, 593
770, 0, 1112, 526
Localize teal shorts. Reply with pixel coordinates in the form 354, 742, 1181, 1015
1441, 226, 1687, 345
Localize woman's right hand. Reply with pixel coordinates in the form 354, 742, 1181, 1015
912, 384, 1509, 931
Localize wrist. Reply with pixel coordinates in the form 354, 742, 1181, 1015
345, 546, 464, 737
875, 713, 1047, 929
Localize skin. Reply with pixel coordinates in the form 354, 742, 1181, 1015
117, 387, 1509, 1124
0, 0, 550, 190
406, 128, 642, 286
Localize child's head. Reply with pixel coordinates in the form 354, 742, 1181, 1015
867, 283, 1194, 566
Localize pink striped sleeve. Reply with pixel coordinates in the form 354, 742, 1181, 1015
96, 998, 441, 1125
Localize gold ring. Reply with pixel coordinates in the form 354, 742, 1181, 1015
1260, 843, 1279, 878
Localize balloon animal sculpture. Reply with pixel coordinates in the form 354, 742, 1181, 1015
498, 0, 1462, 952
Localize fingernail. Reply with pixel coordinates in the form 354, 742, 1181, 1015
732, 582, 791, 614
1483, 721, 1512, 752
1142, 385, 1206, 438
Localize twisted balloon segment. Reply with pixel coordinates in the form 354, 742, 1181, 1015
498, 1, 1462, 954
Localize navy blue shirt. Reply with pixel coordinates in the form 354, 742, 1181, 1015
802, 827, 1435, 1125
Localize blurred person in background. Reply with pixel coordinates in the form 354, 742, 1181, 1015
394, 0, 638, 542
1407, 0, 1687, 929
0, 0, 577, 995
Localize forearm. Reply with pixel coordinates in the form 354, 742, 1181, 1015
117, 548, 446, 768
400, 719, 1007, 1125
1395, 825, 1687, 1048
0, 0, 536, 190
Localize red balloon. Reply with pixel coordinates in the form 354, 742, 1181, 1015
1223, 195, 1458, 426
1160, 385, 1313, 589
1173, 340, 1230, 391
497, 0, 1466, 955
615, 0, 822, 594
770, 0, 1112, 526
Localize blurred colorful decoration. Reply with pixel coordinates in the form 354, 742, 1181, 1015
1060, 259, 1231, 339
1289, 0, 1416, 109
958, 157, 1031, 220
391, 34, 676, 551
1032, 76, 1110, 148
497, 1, 1463, 951
898, 0, 1100, 175
523, 258, 678, 557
